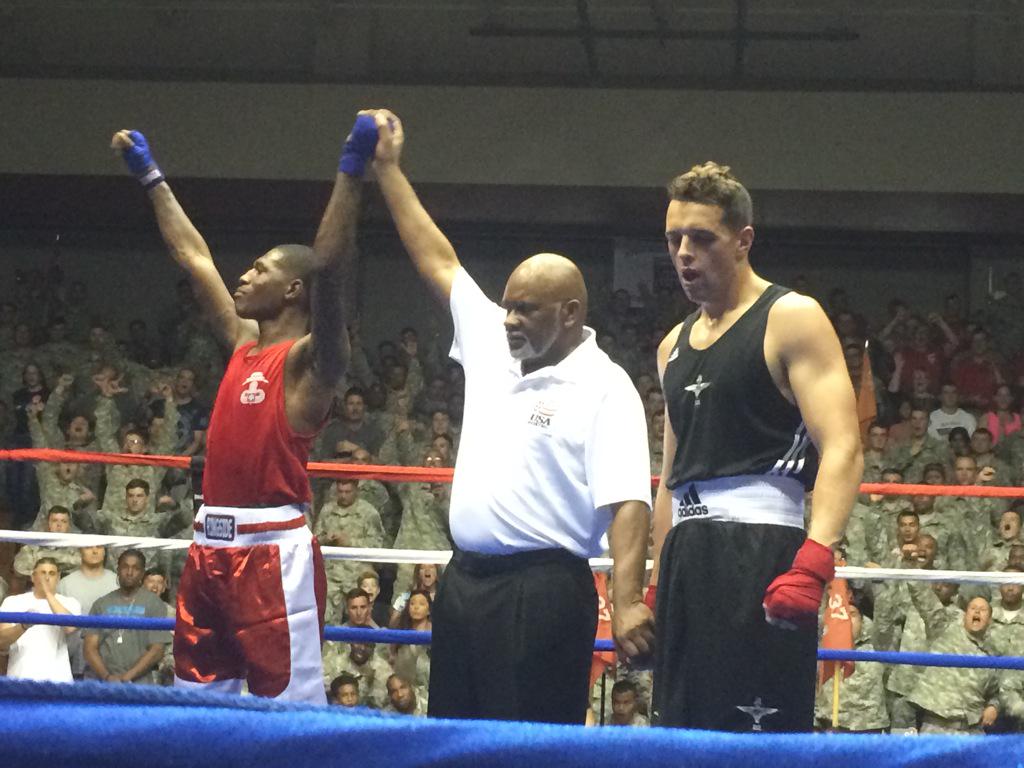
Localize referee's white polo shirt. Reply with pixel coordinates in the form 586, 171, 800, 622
448, 267, 652, 558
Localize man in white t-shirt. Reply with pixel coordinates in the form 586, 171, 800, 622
369, 109, 654, 724
0, 556, 81, 682
929, 383, 977, 440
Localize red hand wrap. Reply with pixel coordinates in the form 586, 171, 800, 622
762, 539, 834, 628
643, 584, 657, 613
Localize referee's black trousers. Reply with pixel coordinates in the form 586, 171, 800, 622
428, 548, 597, 723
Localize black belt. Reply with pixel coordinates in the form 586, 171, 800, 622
451, 547, 586, 576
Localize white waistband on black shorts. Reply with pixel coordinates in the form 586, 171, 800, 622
669, 475, 806, 530
193, 504, 312, 547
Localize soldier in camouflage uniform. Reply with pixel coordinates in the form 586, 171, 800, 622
72, 479, 191, 570
843, 500, 881, 566
321, 641, 393, 708
36, 318, 87, 383
94, 384, 178, 517
905, 579, 1001, 734
873, 537, 959, 733
869, 510, 921, 569
12, 505, 81, 580
860, 469, 914, 564
915, 492, 969, 571
26, 401, 93, 530
862, 423, 892, 487
973, 428, 1020, 488
590, 660, 653, 726
979, 510, 1024, 573
0, 324, 41, 404
987, 568, 1024, 731
33, 374, 104, 497
314, 479, 386, 622
887, 408, 952, 483
392, 451, 451, 593
996, 431, 1024, 487
938, 456, 1009, 564
814, 610, 889, 732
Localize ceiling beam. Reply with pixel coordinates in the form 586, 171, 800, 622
575, 0, 599, 81
468, 26, 858, 43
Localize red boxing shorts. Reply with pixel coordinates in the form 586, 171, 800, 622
173, 504, 327, 703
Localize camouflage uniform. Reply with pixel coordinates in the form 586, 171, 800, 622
886, 436, 951, 483
27, 413, 91, 530
94, 396, 179, 516
861, 449, 888, 486
934, 495, 1001, 571
321, 644, 393, 708
979, 538, 1024, 573
975, 452, 1020, 489
0, 347, 42, 404
874, 577, 962, 731
383, 697, 426, 717
992, 604, 1024, 729
862, 498, 914, 565
649, 440, 664, 476
905, 580, 1000, 734
314, 498, 385, 621
589, 663, 654, 726
73, 504, 191, 572
37, 385, 104, 497
996, 434, 1024, 485
12, 544, 80, 578
814, 616, 889, 731
37, 339, 88, 383
843, 502, 881, 566
392, 643, 431, 710
917, 510, 969, 571
392, 484, 451, 592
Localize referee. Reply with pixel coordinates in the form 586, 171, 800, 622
368, 109, 655, 723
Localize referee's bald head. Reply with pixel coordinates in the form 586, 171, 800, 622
501, 253, 589, 371
506, 253, 588, 323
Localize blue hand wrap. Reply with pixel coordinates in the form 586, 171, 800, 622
122, 130, 165, 190
338, 115, 379, 177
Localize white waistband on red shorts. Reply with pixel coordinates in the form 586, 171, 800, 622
193, 504, 311, 547
670, 474, 806, 530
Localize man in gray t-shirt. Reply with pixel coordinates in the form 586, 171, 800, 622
58, 545, 119, 678
83, 549, 167, 685
58, 546, 119, 615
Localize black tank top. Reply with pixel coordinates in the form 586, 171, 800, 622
663, 284, 818, 490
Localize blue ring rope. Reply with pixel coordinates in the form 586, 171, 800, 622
4, 611, 1024, 669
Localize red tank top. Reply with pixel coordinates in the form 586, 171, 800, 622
202, 339, 315, 507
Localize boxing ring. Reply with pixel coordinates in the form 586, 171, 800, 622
3, 447, 1024, 766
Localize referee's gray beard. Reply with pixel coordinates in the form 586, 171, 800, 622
508, 333, 555, 362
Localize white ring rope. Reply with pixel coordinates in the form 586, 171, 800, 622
0, 529, 618, 569
7, 529, 1024, 584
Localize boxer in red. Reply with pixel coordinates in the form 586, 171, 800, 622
111, 113, 379, 702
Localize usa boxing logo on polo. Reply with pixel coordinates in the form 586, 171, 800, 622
240, 372, 269, 405
527, 401, 557, 430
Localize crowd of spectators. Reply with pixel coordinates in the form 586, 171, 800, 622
1, 261, 1024, 731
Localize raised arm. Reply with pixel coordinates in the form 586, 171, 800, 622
370, 111, 462, 306
286, 114, 375, 433
111, 130, 255, 350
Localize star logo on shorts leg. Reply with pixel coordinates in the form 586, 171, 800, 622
684, 375, 712, 406
736, 697, 779, 731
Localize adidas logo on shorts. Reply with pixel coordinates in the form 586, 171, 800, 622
677, 484, 709, 518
